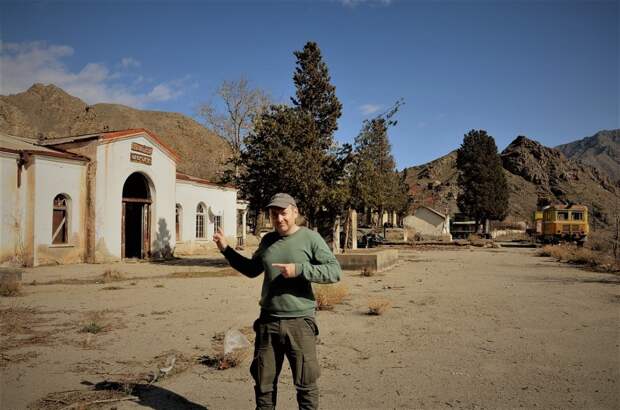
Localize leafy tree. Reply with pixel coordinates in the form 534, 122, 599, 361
350, 100, 409, 228
456, 129, 509, 228
235, 41, 350, 244
238, 106, 320, 219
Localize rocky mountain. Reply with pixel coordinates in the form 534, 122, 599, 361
404, 135, 619, 229
0, 84, 231, 180
556, 129, 620, 183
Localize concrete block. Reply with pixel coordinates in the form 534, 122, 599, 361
336, 249, 399, 273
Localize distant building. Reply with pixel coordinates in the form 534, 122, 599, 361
1, 129, 246, 266
450, 213, 478, 239
403, 206, 451, 240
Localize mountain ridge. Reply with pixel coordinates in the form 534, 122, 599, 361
0, 83, 231, 180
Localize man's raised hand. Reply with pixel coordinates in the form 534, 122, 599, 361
212, 227, 228, 251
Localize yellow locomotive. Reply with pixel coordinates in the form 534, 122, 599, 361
532, 204, 589, 244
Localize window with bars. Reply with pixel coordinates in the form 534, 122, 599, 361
196, 203, 206, 239
52, 194, 69, 244
176, 204, 183, 240
214, 215, 222, 234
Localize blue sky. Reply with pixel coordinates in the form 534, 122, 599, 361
1, 0, 618, 169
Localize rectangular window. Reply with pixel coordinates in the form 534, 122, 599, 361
557, 211, 569, 221
214, 215, 222, 234
572, 212, 583, 221
196, 214, 205, 238
52, 209, 67, 244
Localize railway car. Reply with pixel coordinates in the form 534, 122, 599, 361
532, 204, 589, 244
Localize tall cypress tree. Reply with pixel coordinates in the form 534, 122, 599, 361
456, 129, 509, 227
292, 41, 343, 149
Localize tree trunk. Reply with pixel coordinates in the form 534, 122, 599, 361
342, 208, 351, 252
331, 217, 341, 254
254, 209, 264, 235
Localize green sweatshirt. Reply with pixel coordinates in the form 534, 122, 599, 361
222, 227, 341, 318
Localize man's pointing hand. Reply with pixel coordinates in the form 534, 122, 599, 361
272, 263, 298, 278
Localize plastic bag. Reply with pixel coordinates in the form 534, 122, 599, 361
223, 329, 251, 355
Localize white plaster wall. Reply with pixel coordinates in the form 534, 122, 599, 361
174, 181, 237, 254
95, 135, 176, 261
33, 156, 87, 265
403, 208, 445, 236
0, 152, 21, 264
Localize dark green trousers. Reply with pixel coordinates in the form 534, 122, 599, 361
251, 315, 320, 410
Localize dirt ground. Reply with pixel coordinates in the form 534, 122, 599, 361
1, 246, 618, 410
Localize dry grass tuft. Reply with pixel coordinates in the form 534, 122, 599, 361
78, 310, 122, 335
367, 298, 392, 315
0, 279, 22, 297
314, 283, 348, 310
101, 286, 123, 291
101, 269, 124, 283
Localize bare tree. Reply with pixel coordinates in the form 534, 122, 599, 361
198, 78, 270, 174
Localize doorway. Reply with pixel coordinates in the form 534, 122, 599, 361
122, 172, 152, 259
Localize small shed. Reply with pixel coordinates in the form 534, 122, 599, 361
403, 206, 451, 240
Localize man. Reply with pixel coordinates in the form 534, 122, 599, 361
213, 193, 341, 410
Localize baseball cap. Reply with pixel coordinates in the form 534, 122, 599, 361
267, 193, 297, 209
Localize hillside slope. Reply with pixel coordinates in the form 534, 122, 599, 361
403, 135, 618, 228
556, 129, 620, 183
0, 84, 231, 179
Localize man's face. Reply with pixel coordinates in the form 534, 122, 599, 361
269, 205, 299, 236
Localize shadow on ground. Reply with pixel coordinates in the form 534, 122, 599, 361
94, 381, 208, 409
152, 257, 229, 268
537, 276, 620, 286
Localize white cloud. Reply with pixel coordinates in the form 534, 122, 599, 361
120, 57, 141, 69
360, 103, 383, 115
0, 41, 187, 108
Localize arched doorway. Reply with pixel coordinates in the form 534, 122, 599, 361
122, 172, 152, 259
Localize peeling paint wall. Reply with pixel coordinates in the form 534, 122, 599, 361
51, 140, 99, 263
0, 152, 22, 265
174, 180, 237, 255
33, 157, 87, 265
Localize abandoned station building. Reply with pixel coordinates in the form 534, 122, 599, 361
1, 129, 247, 267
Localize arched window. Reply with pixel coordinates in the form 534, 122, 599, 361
176, 204, 183, 240
196, 203, 206, 239
52, 194, 70, 244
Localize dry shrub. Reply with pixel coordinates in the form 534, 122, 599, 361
0, 279, 22, 297
367, 298, 391, 315
78, 310, 120, 334
101, 269, 124, 283
587, 230, 613, 253
0, 306, 69, 351
314, 283, 348, 310
538, 244, 619, 272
